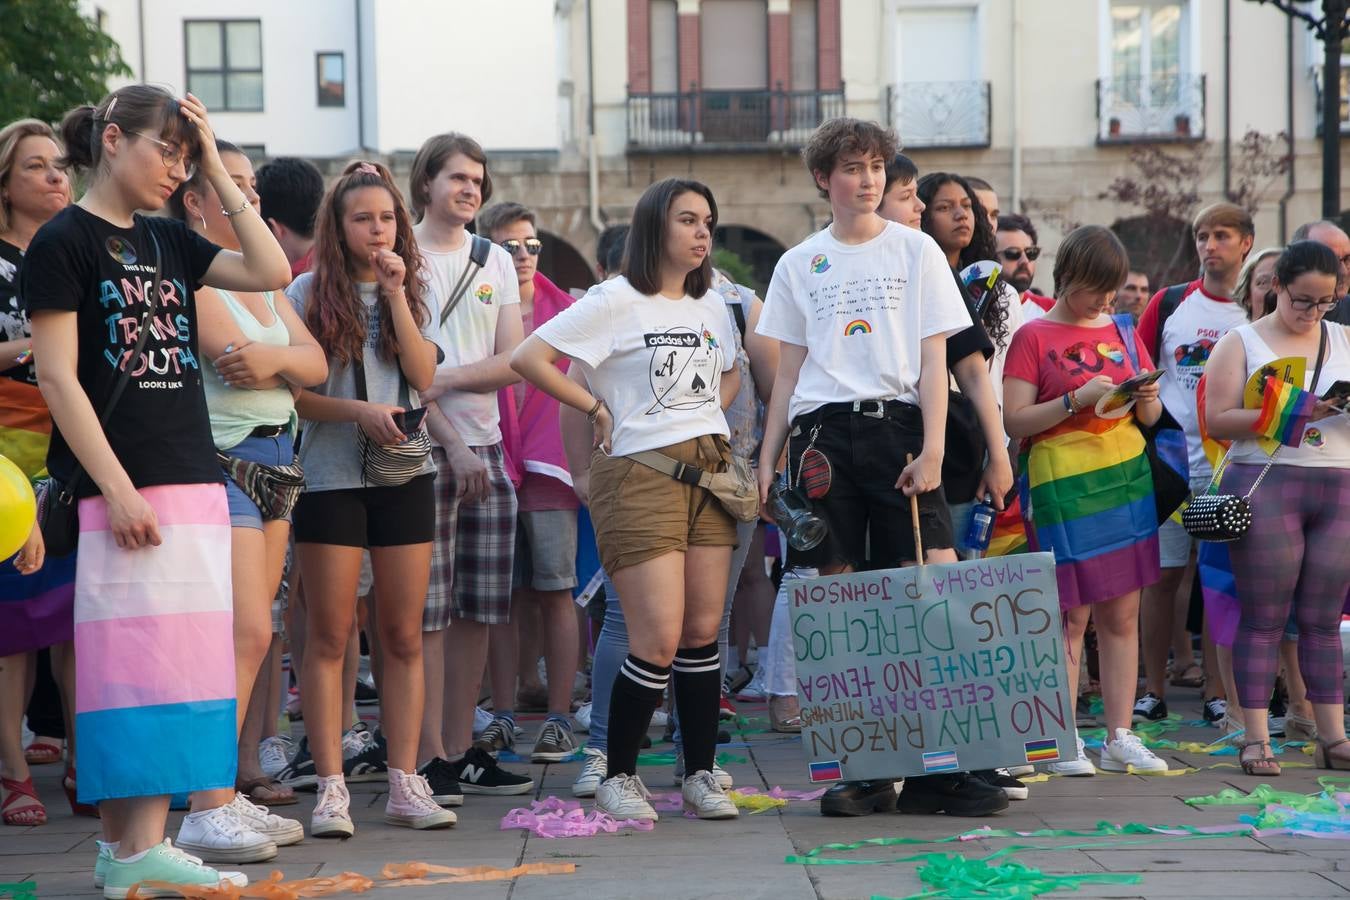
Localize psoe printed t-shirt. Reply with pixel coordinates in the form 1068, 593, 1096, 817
422, 237, 520, 447
756, 221, 972, 423
532, 275, 736, 458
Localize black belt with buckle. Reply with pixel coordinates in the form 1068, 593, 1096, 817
248, 423, 287, 438
813, 399, 899, 420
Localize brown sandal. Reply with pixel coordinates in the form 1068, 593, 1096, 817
236, 776, 297, 806
1314, 737, 1350, 771
1238, 740, 1281, 776
1170, 663, 1205, 688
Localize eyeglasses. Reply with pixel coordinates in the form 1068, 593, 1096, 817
501, 238, 542, 256
135, 132, 195, 177
998, 246, 1041, 262
1288, 295, 1339, 312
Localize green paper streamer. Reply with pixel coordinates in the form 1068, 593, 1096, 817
866, 853, 1141, 899
636, 751, 748, 767
1184, 783, 1342, 814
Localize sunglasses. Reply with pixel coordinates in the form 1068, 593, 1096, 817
501, 238, 542, 256
998, 246, 1041, 262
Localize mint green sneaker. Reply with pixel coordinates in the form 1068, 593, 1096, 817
102, 839, 246, 899
93, 841, 115, 889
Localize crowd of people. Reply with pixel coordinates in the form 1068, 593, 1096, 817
1, 84, 1349, 898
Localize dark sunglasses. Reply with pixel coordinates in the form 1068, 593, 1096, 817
998, 246, 1041, 262
501, 238, 542, 256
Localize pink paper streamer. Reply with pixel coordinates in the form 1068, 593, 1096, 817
501, 797, 654, 838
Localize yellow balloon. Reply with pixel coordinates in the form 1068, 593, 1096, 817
0, 454, 37, 561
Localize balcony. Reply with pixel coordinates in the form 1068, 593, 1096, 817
626, 86, 846, 152
1097, 74, 1206, 144
887, 81, 991, 150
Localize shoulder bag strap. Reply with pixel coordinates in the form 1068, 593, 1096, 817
629, 449, 713, 488
1113, 313, 1141, 372
351, 346, 413, 409
437, 234, 490, 329
59, 226, 163, 498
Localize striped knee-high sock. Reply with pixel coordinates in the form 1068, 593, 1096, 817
673, 642, 720, 775
605, 654, 670, 778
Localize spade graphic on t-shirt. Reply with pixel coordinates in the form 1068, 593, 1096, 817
643, 323, 720, 415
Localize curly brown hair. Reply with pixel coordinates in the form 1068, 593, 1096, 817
801, 118, 899, 199
306, 160, 429, 366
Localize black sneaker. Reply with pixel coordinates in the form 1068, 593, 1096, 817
724, 664, 754, 694
819, 780, 898, 817
1202, 696, 1228, 724
974, 768, 1028, 801
451, 747, 535, 796
355, 680, 379, 706
276, 736, 317, 791
343, 727, 387, 782
417, 757, 464, 807
530, 719, 579, 763
1132, 692, 1168, 722
473, 716, 516, 755
897, 773, 1009, 816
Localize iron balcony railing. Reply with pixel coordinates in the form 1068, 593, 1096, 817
626, 85, 845, 151
1097, 73, 1206, 143
887, 81, 991, 149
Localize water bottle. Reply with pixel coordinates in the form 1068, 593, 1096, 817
767, 475, 828, 551
962, 496, 995, 555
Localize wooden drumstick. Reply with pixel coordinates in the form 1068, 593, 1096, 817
905, 452, 925, 566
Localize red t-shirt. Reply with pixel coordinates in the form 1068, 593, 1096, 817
1004, 317, 1155, 403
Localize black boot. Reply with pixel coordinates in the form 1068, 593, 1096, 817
897, 773, 1009, 816
819, 780, 898, 816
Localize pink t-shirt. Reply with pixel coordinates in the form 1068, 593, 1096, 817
1003, 317, 1155, 402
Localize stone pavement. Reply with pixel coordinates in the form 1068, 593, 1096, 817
5, 688, 1349, 900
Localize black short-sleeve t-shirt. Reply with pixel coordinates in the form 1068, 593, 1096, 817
19, 206, 224, 497
0, 239, 35, 386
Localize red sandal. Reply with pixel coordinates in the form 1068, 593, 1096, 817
63, 765, 99, 818
2, 776, 47, 826
23, 738, 63, 766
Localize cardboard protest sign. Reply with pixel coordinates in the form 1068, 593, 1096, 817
789, 553, 1074, 782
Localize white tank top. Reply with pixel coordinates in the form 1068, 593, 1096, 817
1227, 322, 1350, 468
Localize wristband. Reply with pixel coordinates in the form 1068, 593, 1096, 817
1062, 392, 1073, 413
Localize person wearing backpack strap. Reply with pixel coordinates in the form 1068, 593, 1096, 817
1133, 203, 1253, 727
407, 133, 534, 804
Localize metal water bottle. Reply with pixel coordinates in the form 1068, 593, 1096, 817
962, 497, 995, 555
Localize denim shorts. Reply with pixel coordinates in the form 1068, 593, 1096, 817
221, 431, 295, 530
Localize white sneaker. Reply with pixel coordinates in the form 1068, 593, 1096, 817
226, 793, 304, 846
594, 773, 658, 822
1099, 727, 1170, 773
472, 705, 495, 737
574, 702, 592, 733
650, 709, 669, 728
175, 804, 278, 863
1046, 734, 1096, 777
572, 747, 607, 798
311, 776, 354, 838
672, 752, 733, 789
258, 735, 294, 778
681, 770, 739, 819
384, 767, 456, 830
342, 724, 373, 760
1006, 764, 1035, 777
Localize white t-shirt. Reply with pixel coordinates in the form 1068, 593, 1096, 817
1154, 286, 1249, 476
757, 221, 972, 422
533, 275, 736, 457
422, 237, 520, 446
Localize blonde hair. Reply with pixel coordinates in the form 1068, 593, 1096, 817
1233, 246, 1283, 318
0, 119, 60, 234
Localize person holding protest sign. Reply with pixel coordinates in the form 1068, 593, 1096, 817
511, 177, 742, 823
1003, 225, 1170, 776
757, 120, 1007, 818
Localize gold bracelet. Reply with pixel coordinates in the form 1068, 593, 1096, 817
221, 198, 251, 218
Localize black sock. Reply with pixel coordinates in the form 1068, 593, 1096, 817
606, 654, 670, 778
673, 642, 721, 775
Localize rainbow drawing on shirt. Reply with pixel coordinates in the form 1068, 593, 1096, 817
844, 319, 872, 336
809, 253, 830, 274
474, 284, 494, 304
701, 327, 718, 350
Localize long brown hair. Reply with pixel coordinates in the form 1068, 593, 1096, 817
58, 84, 201, 176
306, 160, 428, 365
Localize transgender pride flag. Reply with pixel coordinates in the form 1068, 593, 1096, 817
74, 483, 237, 802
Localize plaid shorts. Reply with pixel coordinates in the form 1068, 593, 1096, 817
424, 443, 518, 629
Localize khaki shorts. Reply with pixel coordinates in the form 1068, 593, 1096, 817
589, 434, 738, 574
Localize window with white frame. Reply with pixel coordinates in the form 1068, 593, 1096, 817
1100, 0, 1201, 140
185, 20, 263, 112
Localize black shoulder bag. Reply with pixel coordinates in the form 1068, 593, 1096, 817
36, 229, 163, 557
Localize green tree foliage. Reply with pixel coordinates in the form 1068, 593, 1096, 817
713, 247, 758, 293
0, 0, 130, 126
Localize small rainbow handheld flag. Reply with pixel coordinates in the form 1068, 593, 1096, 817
1253, 376, 1317, 447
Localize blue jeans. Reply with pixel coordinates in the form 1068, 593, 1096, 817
589, 519, 757, 752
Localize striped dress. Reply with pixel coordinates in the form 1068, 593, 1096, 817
1003, 317, 1160, 608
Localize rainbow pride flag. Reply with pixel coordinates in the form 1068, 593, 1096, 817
1253, 376, 1316, 447
986, 499, 1028, 558
0, 378, 51, 480
74, 483, 237, 802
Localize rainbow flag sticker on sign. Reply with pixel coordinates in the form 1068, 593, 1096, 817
1024, 738, 1060, 763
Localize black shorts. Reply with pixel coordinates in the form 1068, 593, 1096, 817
786, 400, 954, 571
292, 473, 436, 547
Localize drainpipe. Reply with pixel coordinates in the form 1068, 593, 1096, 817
354, 0, 366, 152
1277, 11, 1296, 242
1222, 0, 1232, 200
137, 0, 146, 80
1010, 0, 1023, 211
587, 0, 605, 236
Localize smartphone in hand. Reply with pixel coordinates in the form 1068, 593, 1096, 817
392, 406, 428, 434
